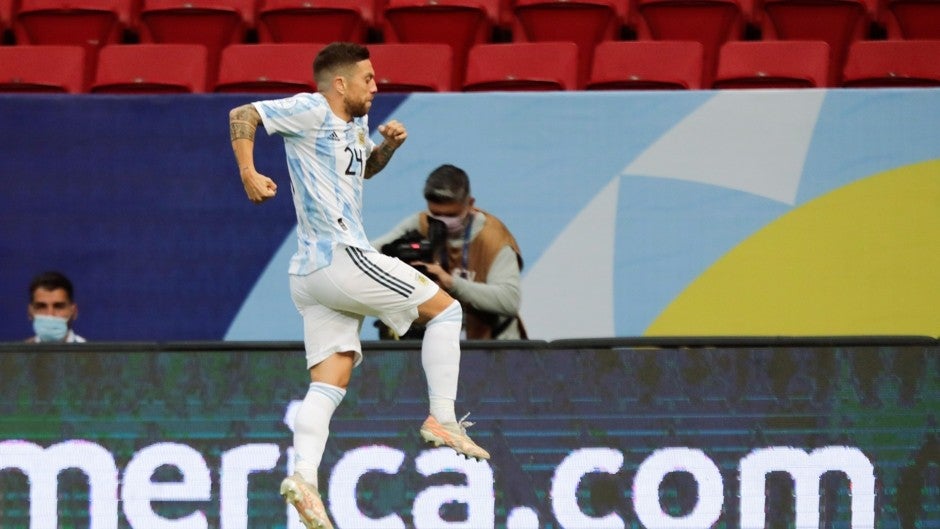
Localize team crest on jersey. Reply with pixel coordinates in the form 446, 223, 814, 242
416, 273, 430, 286
358, 129, 366, 146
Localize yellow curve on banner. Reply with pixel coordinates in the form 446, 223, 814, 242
646, 159, 940, 337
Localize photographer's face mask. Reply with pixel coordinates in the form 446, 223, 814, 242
429, 211, 469, 235
428, 198, 473, 236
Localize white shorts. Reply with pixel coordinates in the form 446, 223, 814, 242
289, 244, 439, 368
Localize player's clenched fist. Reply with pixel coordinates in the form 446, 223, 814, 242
377, 120, 407, 148
241, 168, 278, 204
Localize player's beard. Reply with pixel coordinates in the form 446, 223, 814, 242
347, 97, 371, 118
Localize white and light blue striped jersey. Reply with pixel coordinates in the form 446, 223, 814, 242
253, 93, 376, 275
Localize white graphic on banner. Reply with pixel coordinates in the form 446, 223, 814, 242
624, 90, 825, 205
740, 446, 876, 529
521, 176, 619, 340
0, 437, 877, 529
633, 448, 723, 529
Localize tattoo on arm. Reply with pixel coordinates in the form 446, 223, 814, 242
229, 105, 261, 142
230, 121, 255, 142
365, 143, 396, 179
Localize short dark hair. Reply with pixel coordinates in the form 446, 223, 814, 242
424, 164, 471, 203
29, 271, 75, 302
313, 42, 371, 88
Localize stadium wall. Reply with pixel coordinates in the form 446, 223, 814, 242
0, 339, 937, 528
1, 90, 938, 342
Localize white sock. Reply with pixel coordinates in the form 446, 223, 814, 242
422, 300, 462, 424
293, 381, 345, 488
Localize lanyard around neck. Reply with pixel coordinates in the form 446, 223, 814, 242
459, 213, 474, 278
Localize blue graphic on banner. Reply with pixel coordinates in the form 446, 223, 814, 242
1, 90, 938, 342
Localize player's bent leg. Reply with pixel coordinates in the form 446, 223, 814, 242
289, 298, 355, 529
296, 352, 353, 485
309, 351, 356, 387
417, 297, 491, 461
416, 288, 457, 323
283, 354, 352, 529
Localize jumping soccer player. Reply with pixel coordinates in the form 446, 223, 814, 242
227, 42, 489, 529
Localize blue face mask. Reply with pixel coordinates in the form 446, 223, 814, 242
33, 315, 69, 342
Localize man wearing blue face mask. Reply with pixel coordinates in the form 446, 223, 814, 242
373, 164, 526, 340
26, 271, 85, 343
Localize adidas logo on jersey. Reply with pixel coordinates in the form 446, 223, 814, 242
328, 131, 341, 142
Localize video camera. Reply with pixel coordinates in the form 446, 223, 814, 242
379, 216, 449, 274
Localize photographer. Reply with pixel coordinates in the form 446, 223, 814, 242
373, 164, 526, 340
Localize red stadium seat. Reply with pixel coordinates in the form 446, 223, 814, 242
214, 43, 323, 93
0, 45, 87, 93
139, 0, 253, 85
761, 0, 868, 84
462, 41, 579, 91
91, 43, 209, 93
139, 0, 254, 41
635, 0, 746, 87
13, 0, 136, 43
13, 0, 128, 86
512, 0, 620, 88
842, 39, 940, 87
383, 0, 491, 88
884, 0, 940, 38
712, 40, 831, 88
586, 40, 704, 90
369, 43, 454, 92
257, 0, 368, 43
13, 0, 123, 48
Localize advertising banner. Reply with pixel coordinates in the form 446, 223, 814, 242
1, 341, 936, 528
2, 90, 938, 342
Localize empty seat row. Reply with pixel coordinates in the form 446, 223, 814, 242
1, 40, 938, 94
2, 0, 936, 39
3, 0, 938, 88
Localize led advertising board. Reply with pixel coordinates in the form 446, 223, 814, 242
0, 342, 936, 528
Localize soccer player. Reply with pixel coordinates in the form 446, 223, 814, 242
227, 42, 489, 529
